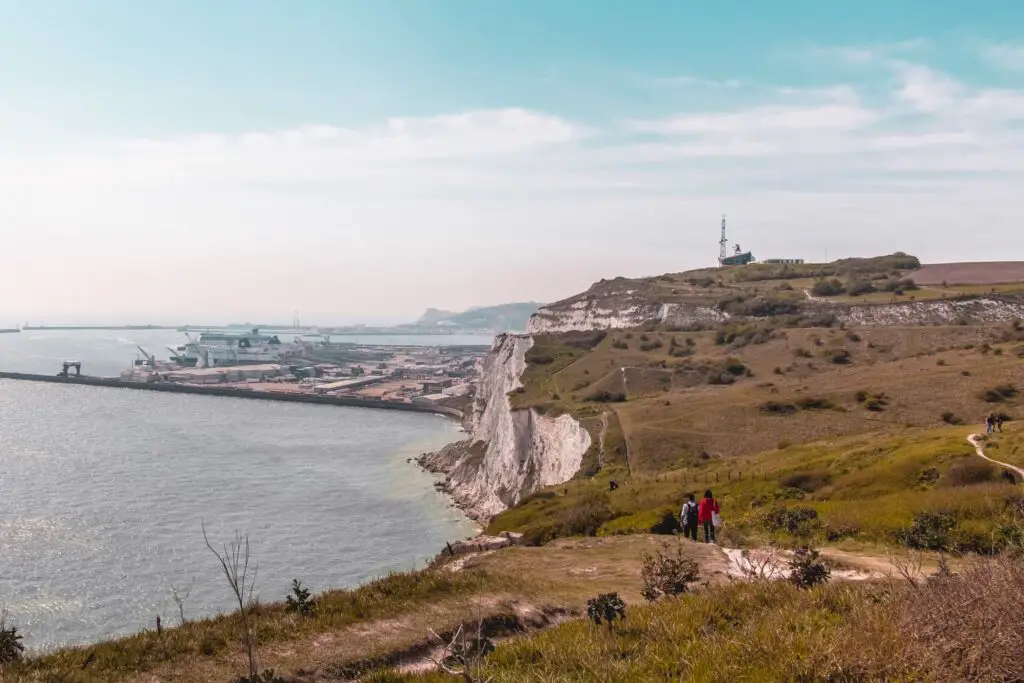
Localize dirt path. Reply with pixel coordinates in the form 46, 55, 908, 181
598, 411, 609, 468
968, 433, 1024, 479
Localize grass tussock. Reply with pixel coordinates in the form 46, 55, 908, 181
380, 556, 1024, 682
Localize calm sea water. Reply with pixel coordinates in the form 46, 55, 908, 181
0, 329, 495, 378
0, 330, 483, 651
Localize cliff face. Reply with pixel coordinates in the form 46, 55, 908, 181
529, 288, 1024, 334
421, 334, 590, 520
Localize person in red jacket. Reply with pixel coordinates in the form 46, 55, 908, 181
698, 489, 720, 543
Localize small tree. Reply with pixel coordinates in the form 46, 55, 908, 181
169, 577, 195, 626
641, 544, 701, 601
0, 608, 25, 663
587, 593, 626, 631
428, 619, 494, 683
285, 579, 315, 617
788, 546, 831, 589
203, 523, 260, 682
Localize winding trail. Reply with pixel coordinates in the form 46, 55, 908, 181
968, 433, 1024, 479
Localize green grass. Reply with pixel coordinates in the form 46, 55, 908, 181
489, 426, 1024, 552
2, 569, 502, 683
372, 555, 1024, 682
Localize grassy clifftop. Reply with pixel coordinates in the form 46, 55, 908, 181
489, 253, 1024, 550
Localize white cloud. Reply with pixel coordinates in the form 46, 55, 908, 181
633, 103, 879, 134
983, 43, 1024, 71
3, 53, 1024, 321
895, 63, 963, 112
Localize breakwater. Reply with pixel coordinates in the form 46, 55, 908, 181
0, 372, 464, 419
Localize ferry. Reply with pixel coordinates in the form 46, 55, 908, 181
168, 328, 287, 368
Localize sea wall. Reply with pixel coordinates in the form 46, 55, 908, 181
420, 334, 591, 520
0, 372, 464, 419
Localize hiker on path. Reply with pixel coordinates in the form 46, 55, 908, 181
987, 413, 997, 434
997, 414, 1005, 433
698, 489, 720, 544
681, 494, 699, 541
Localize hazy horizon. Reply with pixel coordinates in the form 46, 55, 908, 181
3, 2, 1024, 324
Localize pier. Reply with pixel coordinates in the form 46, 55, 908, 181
0, 372, 464, 420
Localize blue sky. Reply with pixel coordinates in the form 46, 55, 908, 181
1, 1, 1024, 323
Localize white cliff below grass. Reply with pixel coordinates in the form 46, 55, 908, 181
419, 334, 591, 521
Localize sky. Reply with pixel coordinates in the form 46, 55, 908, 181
2, 1, 1024, 325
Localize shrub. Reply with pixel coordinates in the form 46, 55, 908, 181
612, 340, 629, 350
941, 411, 964, 425
794, 348, 813, 358
979, 384, 1017, 403
900, 511, 957, 551
865, 398, 887, 412
760, 401, 797, 415
522, 492, 615, 545
854, 390, 869, 403
586, 390, 627, 403
942, 459, 997, 487
811, 278, 845, 296
830, 349, 852, 365
0, 610, 24, 663
285, 579, 315, 617
788, 546, 831, 589
525, 349, 554, 364
586, 592, 626, 629
724, 359, 747, 376
846, 331, 862, 342
780, 470, 833, 493
640, 544, 701, 602
795, 397, 836, 411
640, 339, 664, 352
847, 279, 876, 296
762, 507, 820, 535
881, 277, 919, 292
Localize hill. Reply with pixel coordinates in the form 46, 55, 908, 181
415, 302, 542, 331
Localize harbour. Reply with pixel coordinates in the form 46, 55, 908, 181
0, 372, 465, 418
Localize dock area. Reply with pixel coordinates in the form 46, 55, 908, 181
0, 372, 464, 419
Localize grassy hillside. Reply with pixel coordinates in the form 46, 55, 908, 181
376, 556, 1024, 682
489, 255, 1024, 550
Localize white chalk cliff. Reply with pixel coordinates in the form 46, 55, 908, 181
421, 334, 591, 520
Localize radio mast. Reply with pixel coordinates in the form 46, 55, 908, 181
718, 215, 728, 266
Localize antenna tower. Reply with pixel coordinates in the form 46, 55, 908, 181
718, 215, 728, 265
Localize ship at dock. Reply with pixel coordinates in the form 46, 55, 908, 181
168, 329, 289, 368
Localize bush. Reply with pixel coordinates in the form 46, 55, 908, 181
941, 411, 964, 425
900, 511, 957, 551
285, 579, 315, 617
0, 610, 24, 663
865, 398, 887, 412
640, 544, 701, 601
847, 279, 877, 296
760, 401, 797, 415
762, 507, 820, 535
640, 339, 664, 352
586, 390, 627, 403
522, 492, 615, 545
811, 278, 846, 296
780, 470, 833, 493
942, 459, 997, 487
612, 340, 629, 350
586, 593, 626, 629
724, 359, 747, 376
525, 349, 554, 364
795, 397, 836, 411
979, 384, 1018, 403
788, 546, 831, 589
794, 348, 813, 358
846, 331, 862, 342
830, 349, 852, 365
882, 277, 919, 292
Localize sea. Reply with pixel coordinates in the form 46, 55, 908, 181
0, 329, 493, 651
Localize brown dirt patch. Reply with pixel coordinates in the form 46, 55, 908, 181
912, 262, 1024, 286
